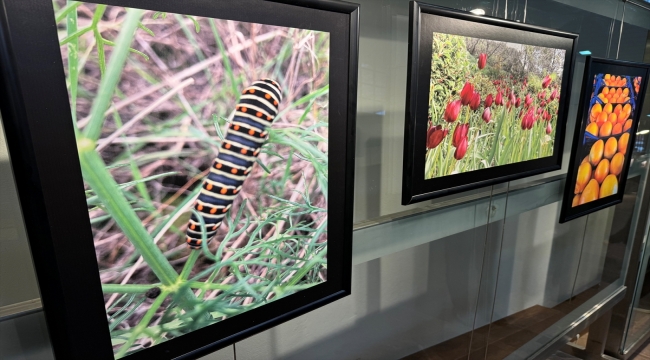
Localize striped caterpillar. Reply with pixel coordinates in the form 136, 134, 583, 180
185, 79, 283, 249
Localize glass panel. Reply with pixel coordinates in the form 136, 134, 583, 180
621, 1, 650, 350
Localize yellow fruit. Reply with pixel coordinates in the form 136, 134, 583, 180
590, 139, 604, 166
624, 104, 632, 113
594, 159, 610, 184
581, 156, 589, 165
618, 110, 629, 123
572, 195, 580, 207
591, 103, 602, 117
604, 103, 613, 114
600, 174, 618, 198
607, 113, 618, 124
623, 88, 629, 96
619, 132, 629, 155
612, 123, 623, 135
600, 122, 613, 137
597, 111, 608, 123
605, 74, 611, 80
575, 161, 592, 194
598, 94, 608, 103
614, 104, 622, 116
610, 153, 624, 176
602, 87, 610, 95
580, 179, 600, 205
624, 120, 633, 132
586, 123, 599, 136
604, 137, 617, 159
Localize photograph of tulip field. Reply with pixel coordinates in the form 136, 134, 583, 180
52, 1, 329, 358
571, 74, 643, 207
425, 33, 566, 180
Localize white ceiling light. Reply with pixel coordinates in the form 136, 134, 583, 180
470, 8, 485, 15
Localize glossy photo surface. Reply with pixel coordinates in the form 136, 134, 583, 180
53, 2, 329, 357
425, 33, 565, 180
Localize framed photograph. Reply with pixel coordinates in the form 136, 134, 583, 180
402, 1, 578, 204
559, 57, 650, 223
0, 0, 357, 359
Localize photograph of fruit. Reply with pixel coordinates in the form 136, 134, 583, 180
52, 1, 329, 358
424, 33, 566, 180
572, 73, 642, 207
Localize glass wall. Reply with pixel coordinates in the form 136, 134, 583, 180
1, 0, 650, 359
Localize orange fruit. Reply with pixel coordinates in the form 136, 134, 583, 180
590, 139, 604, 166
610, 153, 625, 176
598, 94, 608, 103
604, 103, 613, 114
612, 123, 623, 135
616, 88, 622, 95
623, 120, 633, 132
591, 103, 602, 117
599, 122, 613, 137
623, 88, 629, 96
604, 137, 617, 159
575, 161, 592, 194
619, 132, 629, 155
618, 110, 629, 123
623, 104, 632, 113
605, 74, 611, 80
600, 174, 619, 198
602, 87, 610, 95
613, 104, 622, 116
616, 76, 621, 82
594, 159, 610, 184
572, 194, 580, 207
597, 111, 608, 123
579, 179, 600, 205
607, 113, 617, 124
581, 156, 589, 165
586, 123, 599, 136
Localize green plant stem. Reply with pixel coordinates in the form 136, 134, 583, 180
102, 283, 159, 294
78, 139, 179, 286
180, 250, 200, 281
66, 0, 79, 124
84, 8, 143, 141
115, 291, 169, 359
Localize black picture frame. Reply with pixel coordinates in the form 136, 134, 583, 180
559, 57, 650, 223
0, 0, 358, 359
402, 1, 578, 205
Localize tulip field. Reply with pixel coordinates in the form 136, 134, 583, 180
425, 33, 566, 180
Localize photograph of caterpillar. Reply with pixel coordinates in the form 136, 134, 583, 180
186, 79, 282, 248
51, 1, 329, 358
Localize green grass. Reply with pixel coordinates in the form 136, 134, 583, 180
55, 2, 329, 357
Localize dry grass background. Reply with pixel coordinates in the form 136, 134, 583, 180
54, 1, 329, 356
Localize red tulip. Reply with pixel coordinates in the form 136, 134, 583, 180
542, 110, 549, 121
525, 93, 533, 107
523, 78, 528, 87
515, 97, 521, 108
550, 89, 557, 101
540, 100, 547, 107
452, 123, 469, 148
542, 75, 552, 89
506, 100, 512, 110
426, 125, 448, 149
469, 92, 481, 111
443, 100, 462, 123
546, 123, 552, 135
495, 91, 503, 106
454, 137, 468, 160
485, 94, 493, 108
538, 91, 546, 100
482, 107, 491, 123
478, 53, 487, 70
521, 108, 535, 130
460, 82, 474, 105
537, 107, 543, 115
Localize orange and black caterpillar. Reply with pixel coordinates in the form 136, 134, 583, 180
185, 79, 282, 249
